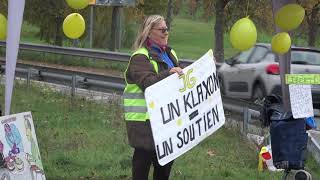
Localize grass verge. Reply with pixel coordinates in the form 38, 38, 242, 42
0, 81, 318, 179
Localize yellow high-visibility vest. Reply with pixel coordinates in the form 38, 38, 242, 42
123, 47, 178, 121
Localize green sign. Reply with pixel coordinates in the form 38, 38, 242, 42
286, 74, 320, 84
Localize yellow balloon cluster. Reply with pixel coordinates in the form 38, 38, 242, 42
229, 4, 305, 54
63, 13, 85, 39
66, 0, 89, 10
0, 13, 7, 40
271, 4, 305, 54
64, 0, 89, 39
230, 17, 257, 51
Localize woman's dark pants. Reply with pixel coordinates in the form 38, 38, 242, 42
132, 148, 174, 180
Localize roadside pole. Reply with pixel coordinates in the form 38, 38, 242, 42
88, 0, 96, 48
271, 0, 295, 111
111, 6, 123, 51
89, 5, 94, 48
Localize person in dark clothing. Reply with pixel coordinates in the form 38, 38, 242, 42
123, 15, 183, 180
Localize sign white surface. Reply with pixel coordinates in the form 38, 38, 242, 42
289, 85, 314, 118
145, 50, 225, 165
0, 112, 45, 179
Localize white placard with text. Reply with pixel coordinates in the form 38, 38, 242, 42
145, 50, 225, 166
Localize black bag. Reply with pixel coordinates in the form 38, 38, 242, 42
261, 94, 308, 170
270, 115, 307, 170
260, 94, 282, 127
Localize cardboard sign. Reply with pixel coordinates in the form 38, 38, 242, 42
286, 74, 320, 85
0, 112, 45, 180
145, 50, 225, 165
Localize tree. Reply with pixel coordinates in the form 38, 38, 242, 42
173, 0, 183, 16
0, 0, 8, 14
188, 0, 197, 18
306, 2, 320, 46
202, 0, 214, 21
210, 0, 274, 62
24, 0, 76, 46
213, 0, 231, 62
166, 0, 174, 30
225, 0, 273, 33
298, 0, 320, 46
137, 0, 167, 16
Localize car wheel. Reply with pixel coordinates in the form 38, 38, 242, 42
252, 85, 265, 102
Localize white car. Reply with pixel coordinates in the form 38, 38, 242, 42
218, 43, 320, 108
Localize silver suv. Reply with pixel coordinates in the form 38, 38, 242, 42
218, 43, 320, 109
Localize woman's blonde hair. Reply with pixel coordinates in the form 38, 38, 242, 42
133, 15, 165, 50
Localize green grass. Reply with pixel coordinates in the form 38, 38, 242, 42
20, 22, 44, 44
1, 82, 319, 179
169, 18, 214, 59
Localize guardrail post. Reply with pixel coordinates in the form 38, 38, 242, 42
27, 68, 31, 88
243, 107, 251, 135
71, 74, 76, 97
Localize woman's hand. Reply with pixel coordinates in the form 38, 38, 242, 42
169, 67, 184, 76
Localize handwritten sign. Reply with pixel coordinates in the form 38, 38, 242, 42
286, 74, 320, 85
145, 50, 225, 166
289, 85, 314, 118
0, 112, 46, 180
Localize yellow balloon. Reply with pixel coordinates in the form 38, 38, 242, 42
0, 13, 7, 40
271, 32, 291, 55
275, 4, 305, 31
230, 17, 257, 51
63, 13, 86, 39
66, 0, 89, 10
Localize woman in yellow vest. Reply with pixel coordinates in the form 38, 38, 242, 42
123, 15, 184, 180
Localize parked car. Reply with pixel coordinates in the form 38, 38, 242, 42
218, 43, 320, 109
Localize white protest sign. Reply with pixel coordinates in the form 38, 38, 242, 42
0, 112, 46, 180
289, 85, 314, 118
145, 49, 225, 166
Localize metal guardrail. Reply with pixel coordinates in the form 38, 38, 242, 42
0, 60, 125, 93
0, 41, 203, 66
0, 41, 130, 62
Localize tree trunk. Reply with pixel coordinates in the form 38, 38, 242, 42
110, 6, 123, 51
166, 0, 174, 30
195, 0, 201, 15
173, 0, 182, 16
54, 16, 63, 46
308, 5, 319, 47
214, 0, 225, 63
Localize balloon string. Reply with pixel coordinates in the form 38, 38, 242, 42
246, 0, 249, 17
